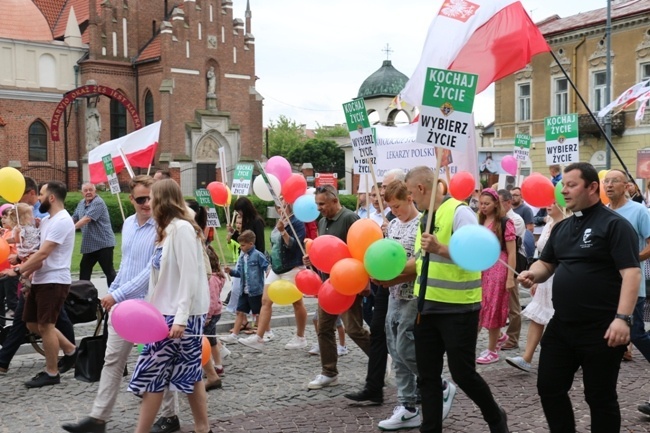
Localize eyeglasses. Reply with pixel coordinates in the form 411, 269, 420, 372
134, 196, 151, 205
315, 185, 337, 197
602, 179, 623, 185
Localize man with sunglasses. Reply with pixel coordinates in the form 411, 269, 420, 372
72, 183, 116, 286
63, 175, 158, 433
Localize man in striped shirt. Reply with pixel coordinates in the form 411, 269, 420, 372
63, 175, 157, 433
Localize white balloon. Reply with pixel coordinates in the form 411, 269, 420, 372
253, 174, 281, 201
306, 187, 316, 195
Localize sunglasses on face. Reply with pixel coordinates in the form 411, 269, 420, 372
134, 196, 151, 205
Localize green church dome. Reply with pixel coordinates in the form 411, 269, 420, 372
357, 60, 408, 99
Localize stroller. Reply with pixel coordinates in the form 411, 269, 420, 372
0, 280, 104, 356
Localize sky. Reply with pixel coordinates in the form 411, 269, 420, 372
246, 0, 609, 129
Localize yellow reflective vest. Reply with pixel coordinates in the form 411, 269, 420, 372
414, 198, 482, 304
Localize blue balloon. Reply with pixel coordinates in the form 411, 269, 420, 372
448, 225, 500, 272
293, 194, 319, 222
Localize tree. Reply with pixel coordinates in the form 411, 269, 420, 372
287, 138, 345, 179
266, 115, 306, 157
313, 123, 349, 139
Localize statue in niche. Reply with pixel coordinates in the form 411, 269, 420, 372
207, 66, 216, 97
86, 97, 101, 151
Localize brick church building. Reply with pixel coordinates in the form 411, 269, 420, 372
0, 0, 263, 193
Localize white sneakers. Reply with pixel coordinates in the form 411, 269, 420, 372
285, 335, 308, 350
238, 334, 265, 351
263, 330, 275, 342
308, 344, 320, 355
219, 344, 231, 359
442, 380, 457, 420
378, 406, 421, 431
219, 333, 239, 344
337, 344, 348, 356
307, 374, 338, 389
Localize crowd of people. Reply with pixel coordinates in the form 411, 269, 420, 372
0, 160, 648, 433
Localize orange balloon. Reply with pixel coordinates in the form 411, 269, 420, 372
347, 219, 384, 261
600, 183, 610, 205
0, 238, 9, 263
330, 258, 369, 295
304, 238, 313, 254
201, 336, 211, 366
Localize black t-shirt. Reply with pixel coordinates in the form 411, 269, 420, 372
540, 202, 639, 323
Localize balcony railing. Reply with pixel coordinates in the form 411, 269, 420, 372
578, 111, 625, 138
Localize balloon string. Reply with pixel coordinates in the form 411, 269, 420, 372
498, 258, 519, 276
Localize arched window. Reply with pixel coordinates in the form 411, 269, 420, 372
110, 98, 127, 139
28, 120, 48, 161
144, 91, 154, 125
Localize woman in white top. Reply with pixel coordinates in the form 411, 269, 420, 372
506, 202, 568, 373
129, 179, 212, 433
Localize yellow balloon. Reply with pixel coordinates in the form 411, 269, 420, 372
226, 186, 232, 206
598, 169, 609, 180
0, 167, 25, 203
268, 280, 302, 305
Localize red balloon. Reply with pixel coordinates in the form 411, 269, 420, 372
206, 182, 229, 206
295, 269, 322, 296
281, 174, 308, 204
521, 174, 555, 207
318, 279, 356, 315
0, 258, 9, 271
309, 235, 351, 274
449, 171, 475, 201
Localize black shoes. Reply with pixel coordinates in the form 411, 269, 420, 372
639, 402, 650, 416
489, 406, 510, 433
58, 349, 78, 374
151, 415, 181, 433
25, 371, 60, 388
62, 417, 106, 433
343, 388, 384, 405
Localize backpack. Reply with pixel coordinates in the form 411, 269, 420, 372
65, 280, 100, 324
499, 217, 529, 273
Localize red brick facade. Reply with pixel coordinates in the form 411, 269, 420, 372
0, 0, 262, 191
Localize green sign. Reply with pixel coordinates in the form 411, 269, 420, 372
232, 163, 254, 196
416, 68, 478, 153
544, 114, 579, 165
194, 189, 215, 208
102, 154, 120, 194
514, 133, 531, 162
342, 98, 375, 174
342, 99, 371, 131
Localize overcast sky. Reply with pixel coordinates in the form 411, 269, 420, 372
246, 0, 608, 129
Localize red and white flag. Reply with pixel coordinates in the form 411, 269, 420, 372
401, 0, 550, 105
88, 121, 161, 183
598, 79, 650, 118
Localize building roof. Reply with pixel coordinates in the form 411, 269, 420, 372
357, 60, 408, 99
51, 0, 101, 44
538, 0, 650, 37
0, 0, 53, 41
135, 34, 162, 63
32, 0, 67, 30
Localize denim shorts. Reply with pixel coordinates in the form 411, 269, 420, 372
204, 314, 221, 346
237, 293, 262, 315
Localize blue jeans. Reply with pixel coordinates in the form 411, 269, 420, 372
631, 296, 650, 362
385, 296, 418, 406
537, 318, 626, 433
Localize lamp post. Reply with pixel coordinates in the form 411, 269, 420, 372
605, 0, 612, 169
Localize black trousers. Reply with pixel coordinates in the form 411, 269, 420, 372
414, 310, 502, 433
0, 291, 75, 370
364, 283, 388, 393
79, 246, 116, 287
537, 318, 626, 433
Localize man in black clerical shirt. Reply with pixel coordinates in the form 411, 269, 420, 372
518, 162, 640, 433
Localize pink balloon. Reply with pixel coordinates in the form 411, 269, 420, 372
501, 155, 518, 176
266, 156, 292, 184
111, 299, 169, 344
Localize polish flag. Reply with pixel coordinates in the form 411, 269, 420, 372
88, 121, 161, 183
401, 0, 550, 106
598, 79, 650, 118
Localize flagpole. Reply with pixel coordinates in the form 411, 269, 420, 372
550, 51, 635, 182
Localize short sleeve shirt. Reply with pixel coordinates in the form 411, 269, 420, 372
73, 195, 116, 254
540, 203, 640, 323
32, 210, 75, 285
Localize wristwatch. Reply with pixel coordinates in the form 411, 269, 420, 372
13, 266, 21, 275
615, 313, 633, 327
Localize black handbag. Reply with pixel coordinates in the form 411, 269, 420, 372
74, 314, 108, 383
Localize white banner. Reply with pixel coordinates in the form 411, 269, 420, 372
358, 118, 479, 191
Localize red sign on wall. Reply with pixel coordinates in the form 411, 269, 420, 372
314, 172, 338, 188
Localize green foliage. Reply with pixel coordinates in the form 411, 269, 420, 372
338, 194, 357, 212
64, 192, 134, 232
287, 138, 345, 180
266, 115, 306, 157
314, 123, 349, 138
